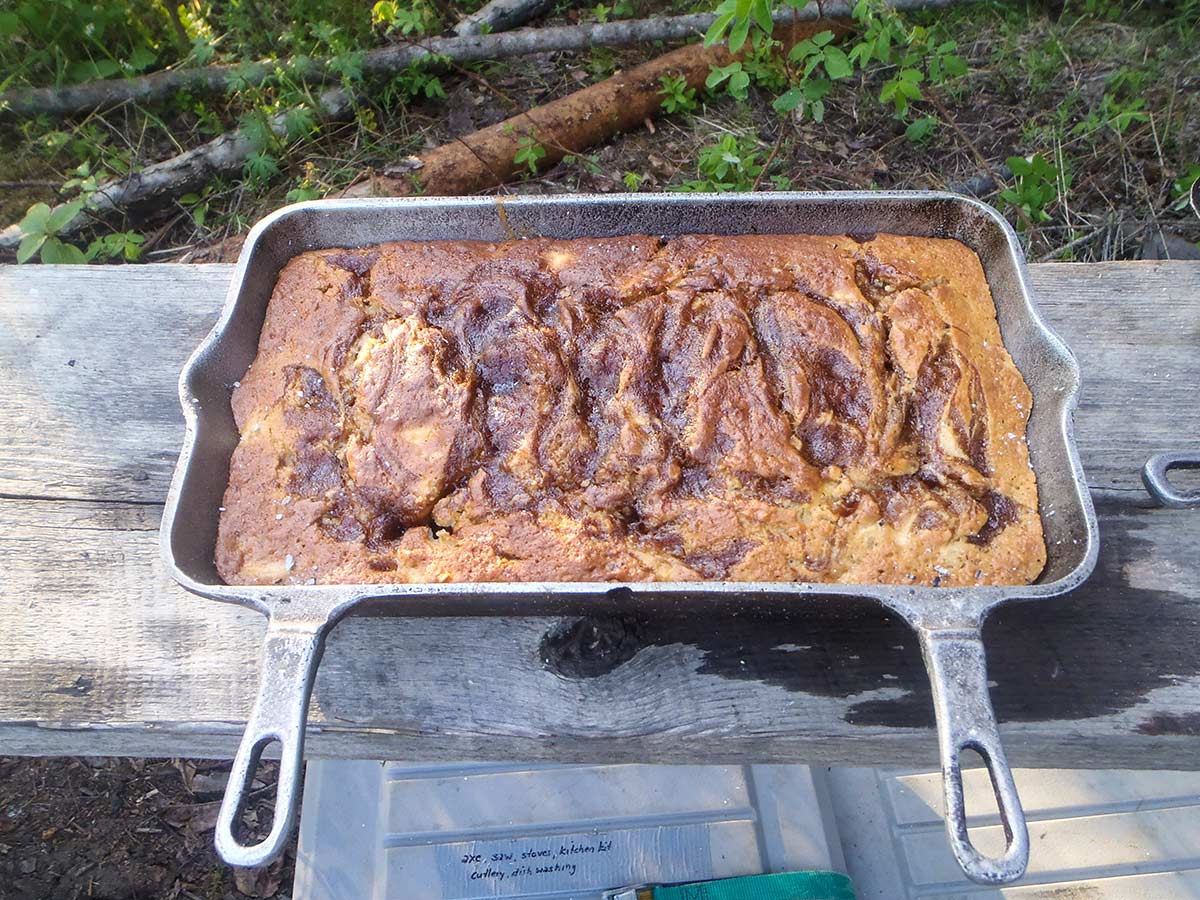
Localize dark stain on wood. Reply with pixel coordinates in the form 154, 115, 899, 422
539, 615, 643, 679
1135, 712, 1200, 736
541, 496, 1199, 730
48, 675, 94, 697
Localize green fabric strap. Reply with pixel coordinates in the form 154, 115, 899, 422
652, 871, 856, 900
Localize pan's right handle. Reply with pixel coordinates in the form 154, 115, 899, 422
919, 627, 1029, 885
1143, 452, 1200, 509
216, 615, 328, 869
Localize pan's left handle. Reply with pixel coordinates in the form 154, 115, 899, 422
216, 614, 329, 869
919, 627, 1029, 885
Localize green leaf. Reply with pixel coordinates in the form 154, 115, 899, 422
905, 116, 937, 142
123, 232, 146, 261
706, 65, 731, 89
942, 54, 967, 77
16, 233, 45, 264
46, 198, 85, 234
94, 58, 121, 79
823, 45, 852, 79
900, 67, 923, 83
752, 0, 773, 35
812, 30, 834, 47
804, 77, 831, 101
40, 238, 87, 265
789, 39, 816, 62
773, 86, 803, 113
729, 70, 750, 99
127, 46, 157, 73
704, 11, 735, 47
0, 11, 20, 35
1006, 156, 1032, 176
810, 99, 824, 122
728, 15, 751, 53
18, 203, 52, 237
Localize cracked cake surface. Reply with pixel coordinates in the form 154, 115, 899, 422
216, 233, 1045, 587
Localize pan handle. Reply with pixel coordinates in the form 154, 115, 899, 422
1143, 452, 1200, 509
919, 627, 1029, 885
215, 613, 329, 869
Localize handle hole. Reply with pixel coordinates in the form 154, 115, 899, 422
234, 737, 285, 847
959, 746, 1010, 857
1161, 460, 1200, 493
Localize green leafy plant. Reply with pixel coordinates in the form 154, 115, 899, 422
592, 1, 632, 23
86, 230, 145, 261
849, 1, 966, 133
706, 61, 751, 102
623, 171, 645, 191
372, 0, 440, 36
701, 0, 967, 139
1071, 67, 1152, 139
62, 161, 103, 198
741, 37, 788, 92
1001, 154, 1066, 229
904, 115, 937, 142
773, 29, 852, 122
705, 0, 775, 54
676, 134, 764, 192
658, 73, 698, 115
586, 47, 619, 78
1171, 163, 1200, 210
285, 165, 325, 202
879, 66, 923, 115
178, 189, 213, 231
245, 150, 281, 183
16, 201, 87, 264
562, 153, 603, 175
514, 135, 546, 174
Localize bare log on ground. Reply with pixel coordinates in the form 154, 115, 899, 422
344, 19, 849, 198
0, 89, 351, 251
0, 0, 964, 250
0, 0, 970, 119
454, 0, 555, 36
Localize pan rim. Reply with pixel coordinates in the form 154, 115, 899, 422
159, 191, 1100, 624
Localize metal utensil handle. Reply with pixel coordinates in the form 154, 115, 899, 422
919, 627, 1029, 885
216, 616, 327, 868
1143, 452, 1200, 509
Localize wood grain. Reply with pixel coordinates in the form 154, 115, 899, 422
0, 261, 1198, 765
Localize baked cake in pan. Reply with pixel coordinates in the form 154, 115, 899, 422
216, 234, 1045, 587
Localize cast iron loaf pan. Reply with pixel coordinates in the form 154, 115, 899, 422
161, 193, 1100, 884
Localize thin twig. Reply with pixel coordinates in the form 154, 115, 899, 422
1036, 228, 1103, 262
924, 85, 1037, 232
752, 128, 787, 192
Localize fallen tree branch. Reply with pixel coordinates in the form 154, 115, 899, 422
0, 88, 351, 250
346, 19, 849, 198
454, 0, 554, 36
1, 0, 970, 119
0, 0, 971, 250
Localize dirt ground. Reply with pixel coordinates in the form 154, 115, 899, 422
0, 758, 294, 900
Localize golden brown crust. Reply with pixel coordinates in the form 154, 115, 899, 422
216, 234, 1045, 587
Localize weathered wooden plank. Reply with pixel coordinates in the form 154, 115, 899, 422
0, 260, 1197, 766
0, 265, 218, 502
1, 489, 1197, 767
1, 262, 1198, 502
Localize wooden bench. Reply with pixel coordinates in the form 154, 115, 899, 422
1, 261, 1198, 767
